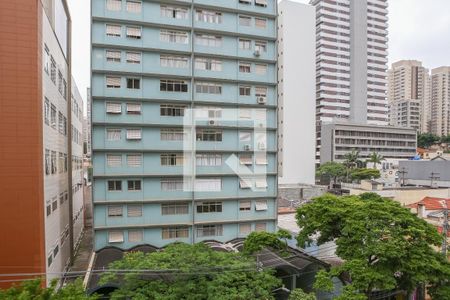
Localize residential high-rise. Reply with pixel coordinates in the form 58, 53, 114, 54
431, 66, 450, 136
311, 0, 389, 160
387, 60, 430, 132
0, 0, 84, 287
91, 0, 278, 251
277, 0, 316, 185
84, 88, 92, 158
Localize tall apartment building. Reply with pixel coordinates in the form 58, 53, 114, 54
431, 66, 450, 136
91, 0, 277, 251
387, 60, 430, 132
0, 0, 84, 287
311, 0, 389, 159
84, 88, 92, 158
277, 0, 316, 185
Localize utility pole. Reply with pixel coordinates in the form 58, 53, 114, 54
440, 200, 448, 256
398, 168, 407, 186
429, 172, 440, 188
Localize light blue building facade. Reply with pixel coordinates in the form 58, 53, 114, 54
91, 0, 278, 250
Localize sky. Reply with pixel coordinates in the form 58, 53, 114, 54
68, 0, 450, 107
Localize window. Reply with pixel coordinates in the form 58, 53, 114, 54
126, 103, 141, 114
240, 200, 251, 211
161, 128, 185, 141
108, 231, 124, 243
197, 201, 222, 213
239, 86, 251, 96
160, 104, 186, 116
255, 41, 267, 52
197, 225, 222, 237
239, 39, 251, 50
196, 154, 222, 166
45, 149, 50, 175
239, 154, 253, 165
195, 34, 222, 47
128, 230, 143, 242
255, 200, 268, 211
126, 51, 141, 64
255, 18, 267, 28
256, 153, 268, 165
161, 203, 189, 215
106, 50, 121, 62
255, 178, 268, 189
107, 129, 121, 141
160, 30, 188, 44
195, 10, 222, 24
196, 129, 222, 141
239, 131, 251, 142
162, 227, 189, 239
107, 154, 122, 167
239, 179, 252, 189
44, 98, 50, 125
255, 0, 268, 7
106, 76, 121, 88
160, 79, 188, 92
53, 245, 59, 257
161, 179, 184, 191
106, 0, 121, 11
255, 223, 267, 232
44, 45, 50, 74
255, 64, 267, 75
195, 58, 222, 71
58, 71, 63, 94
239, 62, 251, 73
50, 57, 56, 83
126, 26, 141, 39
108, 205, 123, 217
58, 152, 64, 173
126, 129, 142, 140
160, 55, 188, 68
106, 102, 122, 114
52, 197, 58, 211
106, 24, 121, 37
194, 179, 222, 192
126, 78, 140, 89
50, 104, 56, 128
128, 180, 141, 191
46, 203, 51, 216
255, 86, 267, 97
128, 205, 143, 217
126, 0, 141, 13
161, 154, 184, 166
48, 254, 52, 267
239, 16, 251, 26
195, 82, 222, 94
108, 180, 122, 191
239, 0, 251, 4
62, 79, 67, 100
195, 106, 222, 119
239, 223, 251, 234
127, 154, 142, 167
160, 5, 188, 19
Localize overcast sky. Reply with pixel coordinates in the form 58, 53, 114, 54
68, 0, 450, 107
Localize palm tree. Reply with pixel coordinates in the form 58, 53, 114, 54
343, 149, 361, 170
367, 152, 383, 169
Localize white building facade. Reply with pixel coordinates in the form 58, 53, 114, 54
431, 66, 450, 136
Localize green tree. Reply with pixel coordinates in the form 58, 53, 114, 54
0, 278, 96, 300
349, 168, 381, 181
417, 133, 439, 148
316, 162, 346, 186
243, 230, 292, 255
366, 152, 383, 169
343, 149, 363, 170
288, 288, 316, 300
100, 243, 281, 300
296, 193, 450, 299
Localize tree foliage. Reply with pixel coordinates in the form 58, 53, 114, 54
417, 133, 440, 148
343, 150, 364, 169
296, 193, 450, 299
349, 168, 381, 181
243, 230, 292, 255
100, 243, 281, 300
316, 162, 347, 184
288, 288, 316, 300
366, 152, 383, 169
0, 278, 96, 300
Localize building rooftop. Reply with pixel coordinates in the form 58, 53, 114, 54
406, 197, 450, 210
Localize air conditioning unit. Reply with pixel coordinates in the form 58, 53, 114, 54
244, 144, 251, 151
254, 49, 261, 57
257, 97, 266, 104
208, 119, 216, 126
258, 142, 266, 150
